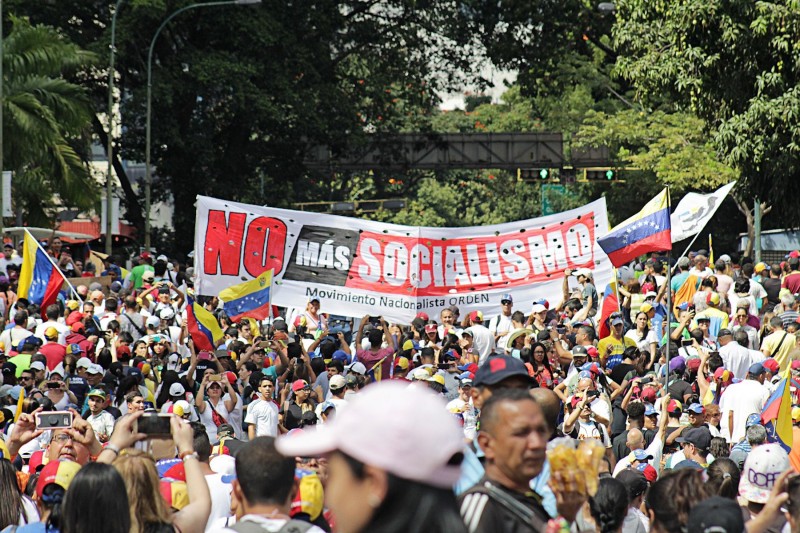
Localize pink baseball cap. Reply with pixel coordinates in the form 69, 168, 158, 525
275, 381, 463, 488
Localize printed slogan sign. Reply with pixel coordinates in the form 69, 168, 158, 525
194, 196, 614, 323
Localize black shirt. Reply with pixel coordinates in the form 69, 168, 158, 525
612, 429, 656, 461
609, 363, 636, 386
281, 399, 317, 431
667, 379, 693, 403
763, 277, 782, 311
459, 477, 550, 533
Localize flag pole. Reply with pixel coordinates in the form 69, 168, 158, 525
670, 232, 704, 274
23, 228, 84, 304
665, 187, 672, 390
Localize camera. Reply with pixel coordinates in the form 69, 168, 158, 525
46, 381, 61, 389
135, 413, 172, 438
36, 411, 73, 430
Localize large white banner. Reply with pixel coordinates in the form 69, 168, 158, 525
194, 196, 614, 323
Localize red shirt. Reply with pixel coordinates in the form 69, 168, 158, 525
782, 272, 800, 294
356, 347, 395, 381
40, 343, 66, 370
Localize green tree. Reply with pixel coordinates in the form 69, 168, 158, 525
613, 0, 800, 217
3, 17, 98, 225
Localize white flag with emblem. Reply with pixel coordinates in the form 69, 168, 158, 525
670, 181, 736, 242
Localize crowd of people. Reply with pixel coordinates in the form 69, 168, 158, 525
2, 239, 800, 532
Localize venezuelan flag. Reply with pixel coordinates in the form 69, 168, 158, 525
761, 367, 793, 452
597, 281, 619, 339
219, 269, 273, 322
186, 296, 223, 352
17, 231, 66, 310
598, 188, 672, 267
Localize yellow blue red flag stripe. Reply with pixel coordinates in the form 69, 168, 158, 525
219, 270, 273, 321
17, 232, 65, 310
761, 367, 793, 452
186, 296, 223, 352
598, 188, 671, 267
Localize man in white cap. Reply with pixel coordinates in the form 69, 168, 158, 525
739, 443, 790, 530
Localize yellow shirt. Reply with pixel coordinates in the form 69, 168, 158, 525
762, 329, 795, 371
597, 335, 637, 364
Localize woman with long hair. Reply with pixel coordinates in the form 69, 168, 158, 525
625, 311, 658, 363
588, 477, 629, 533
109, 413, 211, 533
0, 459, 38, 529
529, 342, 554, 389
706, 457, 740, 499
276, 381, 467, 533
61, 463, 130, 533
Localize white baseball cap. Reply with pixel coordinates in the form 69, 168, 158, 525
531, 304, 547, 314
739, 443, 790, 503
345, 361, 367, 376
329, 374, 346, 390
275, 381, 463, 488
169, 383, 186, 396
146, 315, 161, 328
30, 361, 46, 372
159, 307, 175, 321
87, 364, 103, 375
574, 268, 593, 279
76, 357, 92, 369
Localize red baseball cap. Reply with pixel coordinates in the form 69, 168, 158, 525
36, 460, 81, 499
586, 346, 599, 359
415, 312, 429, 322
292, 379, 309, 392
763, 359, 780, 373
225, 371, 237, 385
792, 361, 800, 371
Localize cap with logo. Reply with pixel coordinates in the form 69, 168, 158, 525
739, 443, 790, 504
345, 362, 367, 376
87, 388, 107, 400
43, 327, 59, 341
473, 355, 533, 387
500, 294, 513, 303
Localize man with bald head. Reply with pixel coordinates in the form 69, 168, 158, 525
613, 395, 670, 476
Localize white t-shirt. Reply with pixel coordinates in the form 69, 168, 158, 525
466, 325, 495, 366
563, 419, 611, 447
244, 398, 279, 438
488, 313, 514, 352
204, 473, 233, 532
625, 329, 658, 353
87, 411, 116, 440
34, 320, 70, 345
719, 341, 753, 380
719, 379, 770, 443
446, 397, 478, 441
216, 514, 326, 533
198, 395, 236, 443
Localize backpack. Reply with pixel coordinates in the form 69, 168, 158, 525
229, 518, 313, 533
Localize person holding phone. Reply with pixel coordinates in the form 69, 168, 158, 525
196, 372, 240, 442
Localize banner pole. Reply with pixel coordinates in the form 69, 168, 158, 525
671, 232, 703, 274
665, 187, 672, 390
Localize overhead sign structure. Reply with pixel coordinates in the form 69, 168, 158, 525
194, 196, 614, 323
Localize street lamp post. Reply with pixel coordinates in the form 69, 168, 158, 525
144, 0, 261, 250
106, 0, 124, 256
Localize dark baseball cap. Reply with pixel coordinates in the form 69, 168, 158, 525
676, 427, 712, 450
687, 496, 744, 533
473, 355, 533, 387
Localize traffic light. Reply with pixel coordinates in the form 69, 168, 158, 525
517, 168, 557, 181
583, 168, 619, 181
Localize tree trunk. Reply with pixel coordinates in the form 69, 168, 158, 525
92, 115, 145, 232
736, 198, 755, 258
